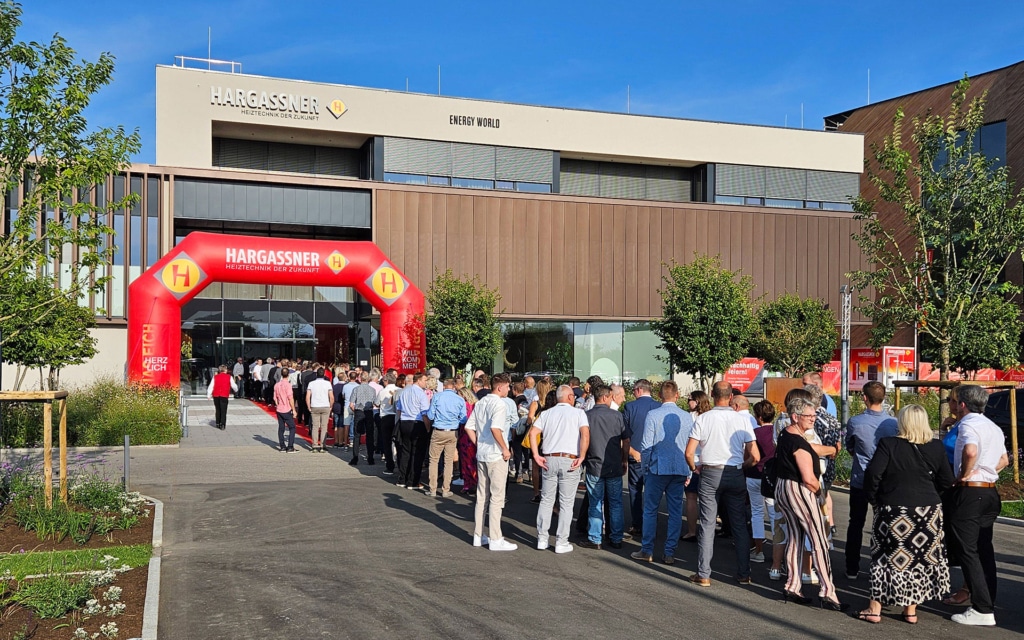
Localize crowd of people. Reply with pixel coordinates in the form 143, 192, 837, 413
206, 361, 1010, 628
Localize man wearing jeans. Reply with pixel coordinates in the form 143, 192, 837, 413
685, 381, 759, 587
844, 381, 897, 579
465, 372, 517, 551
631, 381, 692, 564
578, 385, 629, 550
530, 385, 590, 554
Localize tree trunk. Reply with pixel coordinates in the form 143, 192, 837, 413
47, 367, 59, 391
938, 344, 951, 422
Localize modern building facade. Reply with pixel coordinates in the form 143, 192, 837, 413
3, 62, 870, 389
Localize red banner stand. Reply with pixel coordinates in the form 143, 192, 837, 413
126, 232, 426, 388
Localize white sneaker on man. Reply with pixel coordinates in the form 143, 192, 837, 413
488, 538, 518, 552
952, 608, 996, 626
555, 543, 573, 554
768, 568, 783, 581
537, 536, 549, 551
472, 534, 489, 547
801, 570, 819, 585
749, 550, 765, 563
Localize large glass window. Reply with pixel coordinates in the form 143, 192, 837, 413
146, 177, 160, 267
623, 322, 669, 383
451, 177, 494, 190
573, 322, 624, 383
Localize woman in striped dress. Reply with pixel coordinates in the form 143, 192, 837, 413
773, 394, 848, 611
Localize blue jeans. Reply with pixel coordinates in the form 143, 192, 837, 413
585, 473, 624, 544
641, 473, 686, 557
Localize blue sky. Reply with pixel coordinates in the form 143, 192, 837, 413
20, 0, 1024, 163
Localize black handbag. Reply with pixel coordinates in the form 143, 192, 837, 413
760, 458, 778, 498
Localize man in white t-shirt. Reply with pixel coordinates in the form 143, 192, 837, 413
948, 385, 1009, 627
305, 369, 335, 453
685, 381, 759, 586
529, 385, 591, 554
466, 373, 517, 551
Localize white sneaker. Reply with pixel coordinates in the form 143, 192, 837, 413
768, 568, 782, 581
537, 537, 549, 551
472, 534, 489, 547
952, 608, 996, 626
750, 550, 765, 563
488, 538, 518, 551
801, 571, 819, 585
555, 543, 573, 554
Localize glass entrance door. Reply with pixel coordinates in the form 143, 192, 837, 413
223, 338, 317, 364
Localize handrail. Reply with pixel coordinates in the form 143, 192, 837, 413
172, 56, 242, 74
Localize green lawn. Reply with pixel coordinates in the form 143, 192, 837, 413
0, 544, 152, 580
1000, 501, 1024, 519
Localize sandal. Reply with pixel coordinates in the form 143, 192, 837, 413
902, 613, 918, 624
857, 610, 882, 624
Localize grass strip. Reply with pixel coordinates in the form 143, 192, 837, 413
0, 544, 152, 580
1000, 501, 1024, 519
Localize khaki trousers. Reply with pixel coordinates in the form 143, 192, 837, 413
427, 429, 459, 493
475, 459, 509, 541
310, 407, 330, 447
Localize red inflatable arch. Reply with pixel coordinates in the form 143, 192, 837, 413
127, 232, 425, 388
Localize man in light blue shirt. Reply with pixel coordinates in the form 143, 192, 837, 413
844, 380, 897, 578
425, 378, 468, 497
396, 373, 432, 489
631, 380, 693, 565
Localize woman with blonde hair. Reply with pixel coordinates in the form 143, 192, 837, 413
525, 380, 556, 503
858, 404, 954, 624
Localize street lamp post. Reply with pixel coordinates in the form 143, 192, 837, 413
840, 285, 853, 428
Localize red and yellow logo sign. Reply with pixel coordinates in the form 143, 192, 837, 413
327, 99, 347, 119
366, 262, 408, 306
326, 251, 349, 274
156, 252, 207, 299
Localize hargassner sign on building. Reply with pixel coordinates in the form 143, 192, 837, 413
209, 86, 348, 121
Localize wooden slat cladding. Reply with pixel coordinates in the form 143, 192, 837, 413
373, 185, 867, 323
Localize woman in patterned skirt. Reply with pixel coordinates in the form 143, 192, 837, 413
860, 404, 955, 624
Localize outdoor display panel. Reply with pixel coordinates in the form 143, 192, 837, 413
127, 232, 425, 387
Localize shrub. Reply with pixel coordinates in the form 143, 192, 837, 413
9, 571, 93, 618
0, 376, 179, 448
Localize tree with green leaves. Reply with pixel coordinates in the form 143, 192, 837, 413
850, 77, 1024, 394
0, 1, 140, 345
423, 269, 503, 376
919, 293, 1022, 379
651, 254, 754, 390
0, 275, 97, 390
750, 293, 838, 378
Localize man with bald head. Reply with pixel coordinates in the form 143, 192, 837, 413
685, 381, 759, 587
802, 371, 837, 418
529, 384, 590, 554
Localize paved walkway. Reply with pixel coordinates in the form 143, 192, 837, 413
57, 404, 1024, 639
179, 397, 284, 448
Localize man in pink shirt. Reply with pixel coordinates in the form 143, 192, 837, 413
275, 369, 297, 452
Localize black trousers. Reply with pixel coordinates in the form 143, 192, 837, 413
628, 460, 645, 531
213, 396, 229, 427
397, 420, 428, 487
845, 486, 870, 574
352, 410, 376, 462
378, 414, 396, 471
947, 485, 1001, 614
373, 414, 384, 454
277, 410, 296, 449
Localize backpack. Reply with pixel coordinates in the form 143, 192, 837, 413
760, 458, 778, 499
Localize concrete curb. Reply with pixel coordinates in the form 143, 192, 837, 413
4, 445, 180, 455
130, 495, 163, 640
830, 484, 1024, 529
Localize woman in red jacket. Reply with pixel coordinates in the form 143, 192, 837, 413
207, 364, 238, 430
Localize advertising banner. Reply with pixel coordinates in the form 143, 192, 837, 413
723, 358, 766, 393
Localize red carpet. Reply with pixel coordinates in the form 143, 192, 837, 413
250, 400, 365, 446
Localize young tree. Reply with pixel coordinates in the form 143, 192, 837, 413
423, 269, 503, 376
0, 275, 97, 389
750, 293, 838, 378
919, 293, 1022, 379
849, 78, 1024, 391
652, 254, 754, 390
0, 1, 140, 344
